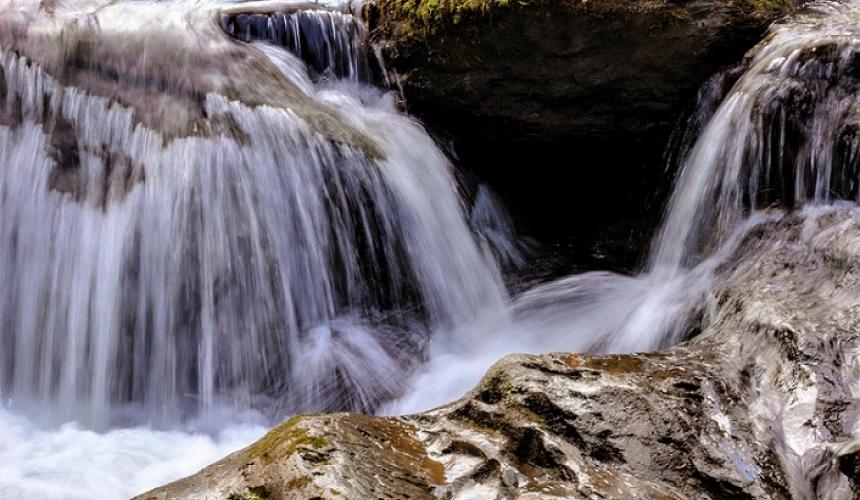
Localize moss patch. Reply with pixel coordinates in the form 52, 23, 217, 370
381, 0, 796, 27
246, 417, 330, 464
248, 486, 271, 500
384, 0, 522, 24
735, 0, 795, 19
344, 414, 446, 485
228, 486, 271, 500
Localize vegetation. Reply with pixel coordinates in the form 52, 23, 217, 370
736, 0, 796, 18
381, 0, 525, 24
246, 417, 329, 464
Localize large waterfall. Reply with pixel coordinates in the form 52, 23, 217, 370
1, 0, 859, 498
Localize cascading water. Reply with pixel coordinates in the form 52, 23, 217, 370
221, 8, 371, 82
0, 0, 511, 428
651, 0, 860, 274
2, 0, 860, 498
387, 0, 860, 413
0, 1, 513, 497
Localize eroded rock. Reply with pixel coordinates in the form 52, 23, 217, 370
367, 0, 810, 264
138, 206, 860, 499
370, 0, 805, 144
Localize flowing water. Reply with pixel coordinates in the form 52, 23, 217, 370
0, 0, 859, 498
0, 1, 510, 496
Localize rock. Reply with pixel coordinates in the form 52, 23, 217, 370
370, 0, 803, 145
368, 0, 808, 264
136, 414, 445, 500
137, 206, 860, 500
0, 1, 381, 154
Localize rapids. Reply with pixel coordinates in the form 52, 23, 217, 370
0, 0, 859, 498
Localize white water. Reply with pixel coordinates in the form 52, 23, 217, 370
0, 0, 509, 496
388, 0, 860, 413
0, 406, 266, 500
2, 0, 859, 497
0, 0, 509, 425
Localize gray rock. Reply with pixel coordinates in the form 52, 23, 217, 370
138, 206, 860, 499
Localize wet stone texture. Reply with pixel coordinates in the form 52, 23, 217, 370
366, 0, 813, 271
369, 0, 806, 145
138, 206, 860, 499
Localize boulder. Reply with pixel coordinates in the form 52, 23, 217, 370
137, 206, 860, 500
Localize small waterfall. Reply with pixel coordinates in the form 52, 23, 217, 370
390, 0, 860, 413
0, 0, 512, 429
4, 0, 860, 498
521, 0, 860, 351
651, 0, 860, 274
221, 9, 370, 82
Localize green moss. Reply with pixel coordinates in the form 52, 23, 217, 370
498, 378, 526, 405
227, 486, 271, 500
248, 486, 271, 500
385, 0, 526, 25
246, 417, 330, 464
735, 0, 795, 18
584, 355, 645, 375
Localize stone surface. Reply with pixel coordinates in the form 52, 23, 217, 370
370, 0, 804, 145
367, 0, 811, 268
138, 206, 860, 500
0, 1, 379, 151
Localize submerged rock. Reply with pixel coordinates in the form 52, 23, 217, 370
138, 206, 860, 499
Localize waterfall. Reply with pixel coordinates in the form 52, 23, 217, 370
651, 0, 860, 274
3, 0, 860, 498
389, 0, 860, 412
220, 9, 371, 82
0, 0, 511, 430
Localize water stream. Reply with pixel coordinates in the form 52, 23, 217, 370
1, 0, 859, 498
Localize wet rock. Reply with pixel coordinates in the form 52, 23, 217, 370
138, 206, 860, 499
220, 9, 370, 82
370, 0, 805, 145
136, 414, 444, 500
839, 450, 860, 488
368, 0, 809, 266
46, 114, 82, 198
0, 1, 381, 155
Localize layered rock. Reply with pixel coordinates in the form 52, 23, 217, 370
137, 205, 860, 500
0, 1, 381, 151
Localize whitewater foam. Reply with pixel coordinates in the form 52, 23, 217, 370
0, 407, 266, 500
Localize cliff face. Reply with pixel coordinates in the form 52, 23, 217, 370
370, 0, 801, 144
138, 206, 860, 500
366, 0, 809, 267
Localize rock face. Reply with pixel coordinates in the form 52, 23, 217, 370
370, 0, 803, 144
368, 0, 807, 265
137, 206, 860, 500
